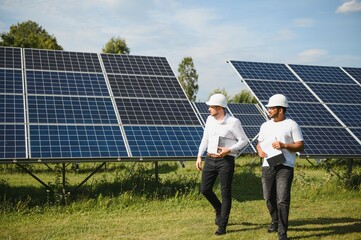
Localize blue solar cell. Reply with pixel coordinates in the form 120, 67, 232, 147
230, 61, 299, 81
233, 114, 266, 126
242, 126, 260, 139
0, 69, 23, 94
116, 98, 200, 125
290, 64, 355, 84
26, 71, 109, 96
301, 127, 361, 156
108, 74, 185, 99
350, 128, 361, 141
246, 80, 319, 103
101, 54, 174, 76
29, 125, 128, 158
328, 104, 361, 128
125, 126, 203, 157
0, 47, 22, 69
0, 95, 24, 123
193, 102, 209, 113
24, 49, 102, 72
0, 124, 26, 159
228, 103, 261, 115
28, 96, 118, 124
283, 102, 342, 127
307, 83, 361, 104
343, 67, 361, 83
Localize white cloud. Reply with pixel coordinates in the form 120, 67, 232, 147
297, 49, 328, 63
336, 0, 361, 13
293, 18, 315, 27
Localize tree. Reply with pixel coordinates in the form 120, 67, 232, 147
208, 88, 232, 103
0, 20, 63, 50
232, 89, 258, 103
177, 57, 199, 101
209, 88, 257, 104
102, 36, 130, 54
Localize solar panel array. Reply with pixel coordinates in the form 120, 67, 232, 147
229, 60, 361, 158
0, 47, 204, 162
192, 102, 267, 154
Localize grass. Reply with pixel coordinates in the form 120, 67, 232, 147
0, 156, 360, 239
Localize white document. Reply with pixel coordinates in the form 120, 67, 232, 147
207, 135, 220, 154
259, 137, 283, 160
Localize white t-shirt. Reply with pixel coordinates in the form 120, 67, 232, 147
258, 118, 303, 168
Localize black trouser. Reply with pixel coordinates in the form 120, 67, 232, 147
200, 155, 235, 227
262, 164, 294, 236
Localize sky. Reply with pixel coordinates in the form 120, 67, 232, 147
1, 0, 361, 101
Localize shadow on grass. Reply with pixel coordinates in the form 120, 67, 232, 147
232, 166, 263, 202
226, 217, 361, 239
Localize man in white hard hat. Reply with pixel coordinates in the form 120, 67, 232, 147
196, 93, 248, 235
256, 94, 304, 240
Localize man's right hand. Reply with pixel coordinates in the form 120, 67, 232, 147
196, 156, 203, 171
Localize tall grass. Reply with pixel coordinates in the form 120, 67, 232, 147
0, 157, 360, 239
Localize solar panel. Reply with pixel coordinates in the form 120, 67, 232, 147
125, 126, 203, 157
245, 80, 319, 103
0, 47, 22, 69
0, 47, 26, 159
230, 61, 299, 81
306, 83, 361, 104
25, 49, 102, 72
290, 64, 356, 84
0, 46, 204, 162
229, 60, 361, 158
343, 67, 361, 83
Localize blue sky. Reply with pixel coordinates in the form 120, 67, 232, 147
1, 0, 360, 101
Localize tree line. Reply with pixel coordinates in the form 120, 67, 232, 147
0, 20, 256, 103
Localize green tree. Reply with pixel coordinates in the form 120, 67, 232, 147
208, 88, 232, 103
0, 20, 63, 50
232, 89, 257, 103
177, 57, 199, 101
102, 36, 130, 54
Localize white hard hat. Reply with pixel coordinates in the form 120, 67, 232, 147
206, 93, 228, 108
265, 94, 289, 107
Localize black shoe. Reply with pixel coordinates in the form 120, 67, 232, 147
215, 211, 221, 226
267, 221, 278, 233
278, 233, 288, 240
214, 226, 226, 235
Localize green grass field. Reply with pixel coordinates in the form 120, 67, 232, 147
0, 157, 360, 239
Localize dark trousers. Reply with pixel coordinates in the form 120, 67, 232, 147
262, 165, 294, 235
200, 155, 235, 227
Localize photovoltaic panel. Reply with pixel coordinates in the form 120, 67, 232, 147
124, 126, 203, 157
24, 49, 102, 72
230, 61, 299, 81
29, 125, 127, 159
279, 102, 342, 127
229, 60, 361, 158
246, 80, 319, 103
306, 83, 361, 104
0, 47, 22, 69
0, 125, 26, 159
27, 96, 118, 124
108, 74, 185, 99
343, 67, 361, 83
301, 127, 361, 157
26, 71, 109, 96
233, 114, 266, 127
227, 103, 262, 115
115, 98, 200, 125
350, 129, 361, 140
0, 95, 24, 123
101, 54, 174, 76
327, 105, 361, 128
0, 69, 23, 93
0, 47, 26, 160
290, 64, 356, 84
